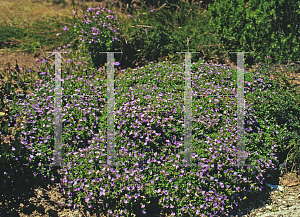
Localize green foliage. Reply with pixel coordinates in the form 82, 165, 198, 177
0, 22, 27, 49
0, 62, 27, 165
61, 0, 241, 72
207, 0, 300, 69
248, 64, 300, 173
112, 0, 225, 70
0, 14, 80, 56
69, 6, 123, 70
51, 0, 66, 8
135, 0, 201, 9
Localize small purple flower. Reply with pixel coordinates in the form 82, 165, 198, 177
63, 26, 69, 31
56, 33, 61, 36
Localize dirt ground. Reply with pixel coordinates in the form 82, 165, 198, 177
0, 48, 55, 74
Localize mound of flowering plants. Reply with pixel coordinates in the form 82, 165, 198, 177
3, 57, 297, 216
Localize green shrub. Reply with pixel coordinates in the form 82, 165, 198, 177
112, 0, 229, 70
65, 1, 238, 72
69, 6, 123, 71
0, 62, 27, 166
207, 0, 300, 69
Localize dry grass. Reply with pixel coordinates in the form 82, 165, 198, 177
0, 0, 73, 27
0, 0, 143, 29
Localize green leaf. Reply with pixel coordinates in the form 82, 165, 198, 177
4, 82, 11, 95
3, 119, 9, 133
9, 127, 15, 135
15, 60, 20, 74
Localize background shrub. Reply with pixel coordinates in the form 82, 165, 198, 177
0, 62, 27, 170
207, 0, 300, 69
107, 0, 235, 71
69, 6, 122, 71
68, 0, 253, 72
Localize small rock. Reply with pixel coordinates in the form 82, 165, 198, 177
265, 183, 284, 191
265, 205, 273, 211
278, 185, 284, 191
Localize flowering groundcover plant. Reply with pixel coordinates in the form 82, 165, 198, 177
2, 57, 294, 216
